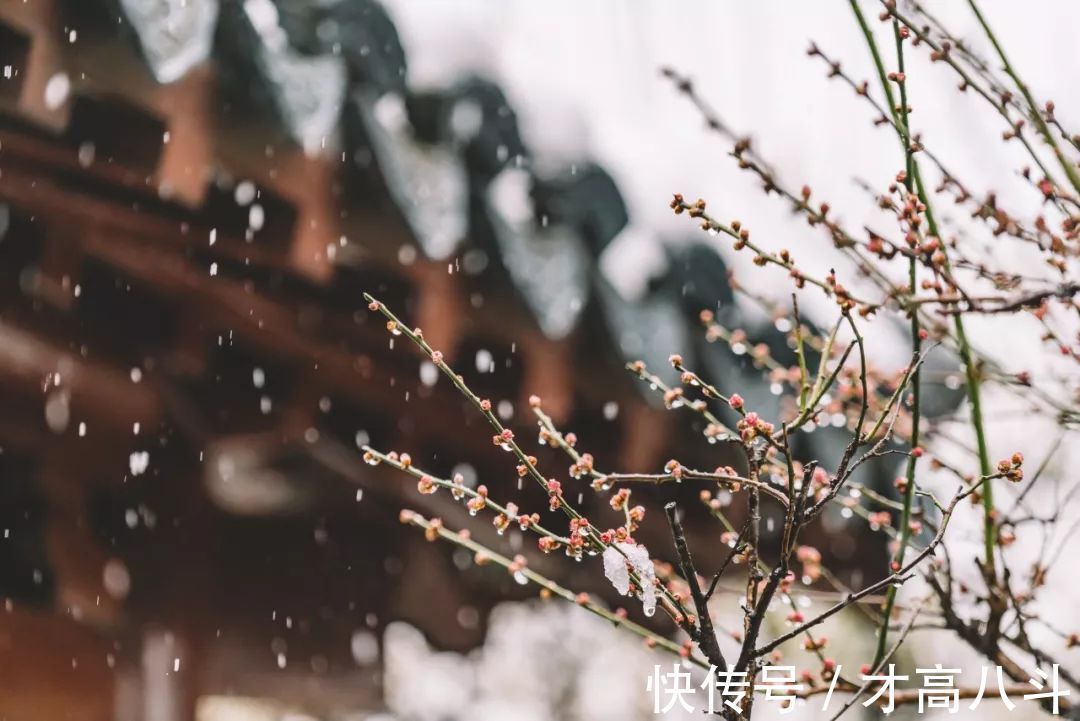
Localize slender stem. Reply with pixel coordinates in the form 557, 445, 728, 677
965, 0, 1080, 196
363, 294, 692, 619
851, 0, 998, 585
755, 477, 986, 658
362, 446, 570, 543
866, 15, 923, 668
401, 511, 702, 665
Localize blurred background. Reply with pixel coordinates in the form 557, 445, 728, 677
0, 1, 1077, 720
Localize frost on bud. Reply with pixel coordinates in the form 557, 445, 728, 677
602, 543, 657, 617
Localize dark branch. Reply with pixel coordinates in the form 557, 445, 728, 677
665, 502, 727, 672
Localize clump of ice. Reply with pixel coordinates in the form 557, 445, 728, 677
602, 542, 657, 616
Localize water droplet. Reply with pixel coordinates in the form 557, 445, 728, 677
129, 451, 149, 476
497, 400, 513, 420
248, 204, 265, 232
44, 389, 71, 434
44, 72, 70, 110
475, 349, 494, 374
419, 361, 438, 387
603, 402, 619, 421
513, 570, 528, 585
77, 142, 95, 168
643, 606, 656, 618
234, 181, 256, 206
